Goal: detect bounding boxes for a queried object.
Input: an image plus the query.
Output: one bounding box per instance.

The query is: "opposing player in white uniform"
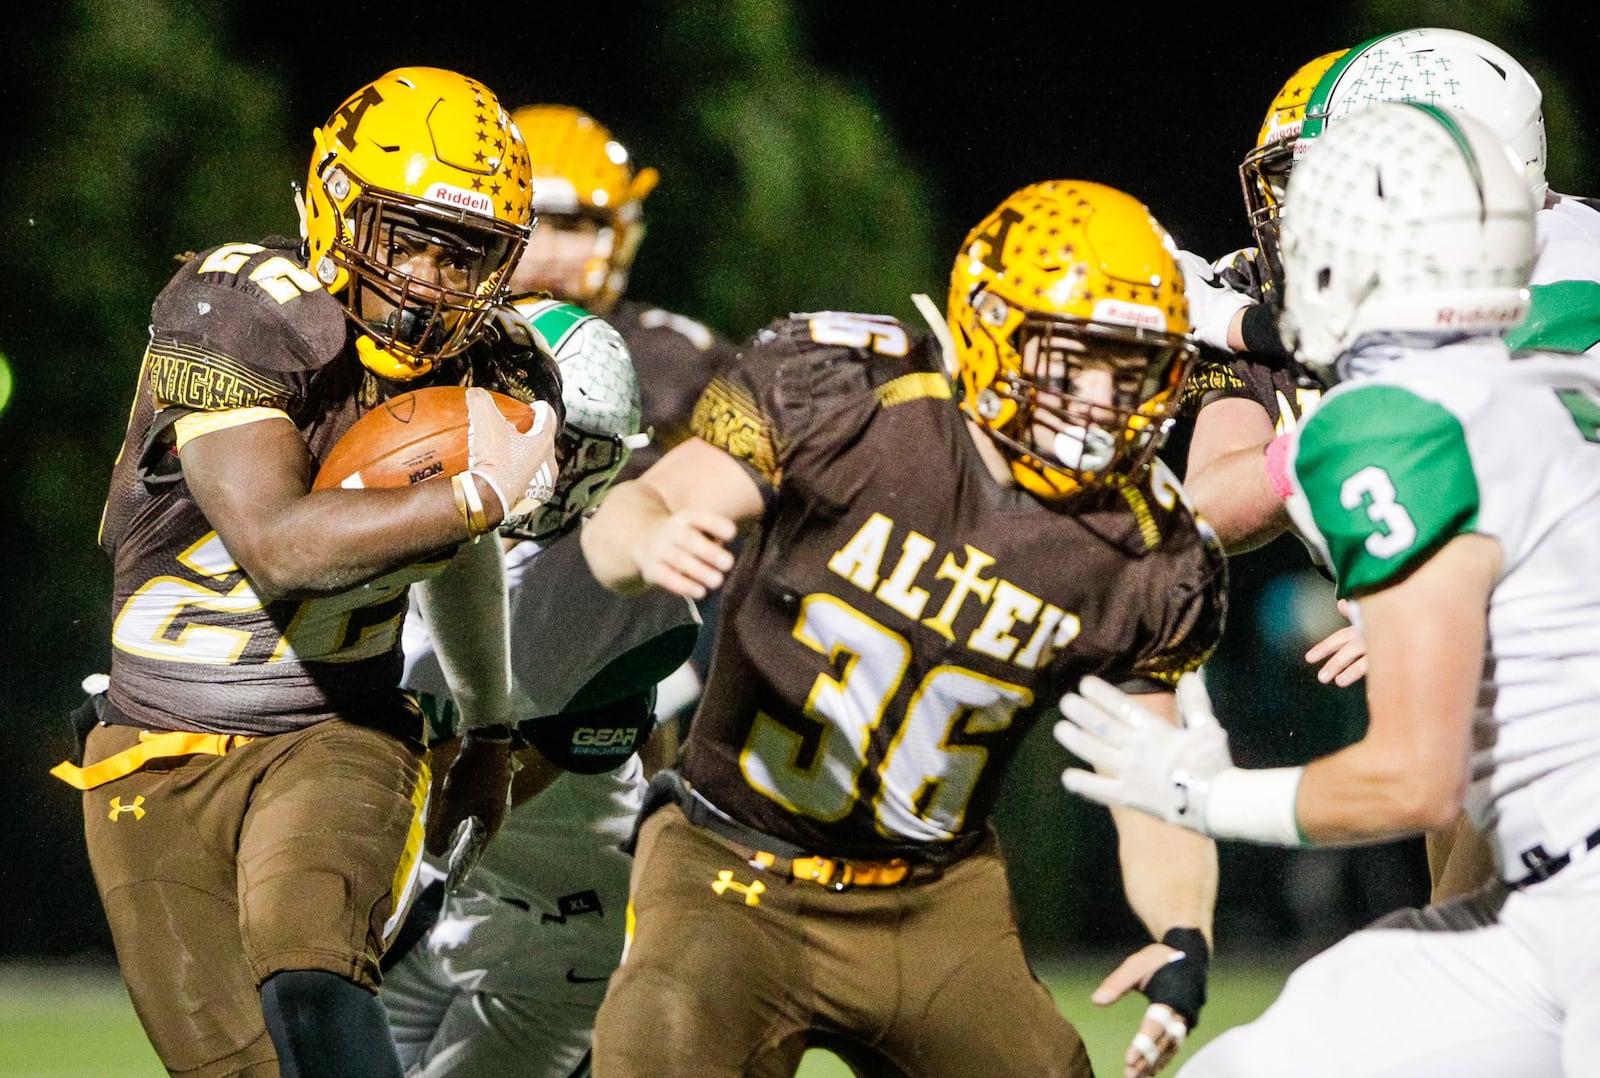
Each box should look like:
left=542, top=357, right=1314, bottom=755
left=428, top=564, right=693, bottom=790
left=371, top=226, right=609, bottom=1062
left=1056, top=102, right=1600, bottom=1076
left=1183, top=27, right=1600, bottom=559
left=380, top=301, right=699, bottom=1078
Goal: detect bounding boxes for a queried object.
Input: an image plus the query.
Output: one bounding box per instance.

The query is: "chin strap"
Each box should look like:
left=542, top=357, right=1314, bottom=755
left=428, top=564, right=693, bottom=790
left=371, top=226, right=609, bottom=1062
left=355, top=335, right=433, bottom=380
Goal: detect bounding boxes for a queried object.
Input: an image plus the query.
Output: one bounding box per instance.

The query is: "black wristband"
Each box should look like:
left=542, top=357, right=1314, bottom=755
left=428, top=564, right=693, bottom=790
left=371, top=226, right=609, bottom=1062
left=1142, top=927, right=1210, bottom=1030
left=1239, top=302, right=1291, bottom=361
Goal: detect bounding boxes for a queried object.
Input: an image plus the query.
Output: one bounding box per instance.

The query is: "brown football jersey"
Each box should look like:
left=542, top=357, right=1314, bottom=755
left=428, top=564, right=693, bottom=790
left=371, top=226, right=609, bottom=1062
left=1181, top=347, right=1321, bottom=435
left=679, top=312, right=1227, bottom=860
left=99, top=240, right=552, bottom=736
left=607, top=299, right=737, bottom=478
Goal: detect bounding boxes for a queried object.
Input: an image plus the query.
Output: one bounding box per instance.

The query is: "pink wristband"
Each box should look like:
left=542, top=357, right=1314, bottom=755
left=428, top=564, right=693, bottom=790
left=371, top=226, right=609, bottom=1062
left=1263, top=433, right=1295, bottom=501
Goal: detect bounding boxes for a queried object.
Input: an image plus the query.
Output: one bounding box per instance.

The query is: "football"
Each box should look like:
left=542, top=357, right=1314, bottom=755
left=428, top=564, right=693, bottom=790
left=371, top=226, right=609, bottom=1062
left=312, top=386, right=536, bottom=491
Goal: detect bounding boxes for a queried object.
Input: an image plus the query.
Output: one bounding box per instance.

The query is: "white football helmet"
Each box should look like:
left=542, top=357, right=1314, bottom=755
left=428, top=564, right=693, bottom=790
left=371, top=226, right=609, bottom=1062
left=1280, top=102, right=1535, bottom=383
left=508, top=297, right=648, bottom=540
left=1296, top=28, right=1547, bottom=208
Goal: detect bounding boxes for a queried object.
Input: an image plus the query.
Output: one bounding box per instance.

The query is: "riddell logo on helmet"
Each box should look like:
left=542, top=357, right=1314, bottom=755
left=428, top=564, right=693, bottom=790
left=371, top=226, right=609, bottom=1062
left=1435, top=304, right=1527, bottom=328
left=1270, top=120, right=1305, bottom=145
left=426, top=183, right=494, bottom=216
left=1092, top=299, right=1167, bottom=332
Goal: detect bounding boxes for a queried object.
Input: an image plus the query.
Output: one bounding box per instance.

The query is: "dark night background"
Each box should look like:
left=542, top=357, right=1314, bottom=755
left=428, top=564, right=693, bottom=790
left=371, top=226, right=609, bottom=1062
left=0, top=0, right=1594, bottom=967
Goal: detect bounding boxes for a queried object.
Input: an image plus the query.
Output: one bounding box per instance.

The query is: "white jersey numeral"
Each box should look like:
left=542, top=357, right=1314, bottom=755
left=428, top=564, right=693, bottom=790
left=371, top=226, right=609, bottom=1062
left=199, top=243, right=321, bottom=304
left=807, top=312, right=910, bottom=357
left=1340, top=466, right=1418, bottom=558
left=113, top=531, right=426, bottom=666
left=740, top=592, right=1032, bottom=840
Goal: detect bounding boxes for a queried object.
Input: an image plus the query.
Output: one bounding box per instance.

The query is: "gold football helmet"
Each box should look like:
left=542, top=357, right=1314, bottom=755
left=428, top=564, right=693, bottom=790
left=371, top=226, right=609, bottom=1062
left=302, top=67, right=533, bottom=380
left=1238, top=49, right=1348, bottom=304
left=947, top=181, right=1196, bottom=500
left=510, top=105, right=660, bottom=310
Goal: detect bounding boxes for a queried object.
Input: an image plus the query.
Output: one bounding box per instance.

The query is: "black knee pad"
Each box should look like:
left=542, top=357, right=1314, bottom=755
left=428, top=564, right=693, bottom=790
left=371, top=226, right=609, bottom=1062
left=259, top=969, right=402, bottom=1078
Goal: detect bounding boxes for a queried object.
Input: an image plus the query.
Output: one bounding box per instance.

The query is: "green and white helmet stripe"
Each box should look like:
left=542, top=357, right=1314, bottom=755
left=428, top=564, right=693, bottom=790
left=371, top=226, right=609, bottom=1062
left=515, top=297, right=643, bottom=439
left=1295, top=27, right=1546, bottom=205
left=510, top=296, right=646, bottom=541
left=1293, top=385, right=1480, bottom=597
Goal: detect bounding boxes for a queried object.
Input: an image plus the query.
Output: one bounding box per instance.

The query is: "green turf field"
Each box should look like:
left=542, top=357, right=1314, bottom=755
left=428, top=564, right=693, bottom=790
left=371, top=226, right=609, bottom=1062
left=0, top=956, right=1293, bottom=1076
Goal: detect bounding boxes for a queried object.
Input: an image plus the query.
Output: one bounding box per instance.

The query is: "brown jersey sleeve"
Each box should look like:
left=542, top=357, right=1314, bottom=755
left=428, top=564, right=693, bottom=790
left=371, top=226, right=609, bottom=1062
left=148, top=241, right=348, bottom=414
left=609, top=300, right=738, bottom=477
left=689, top=312, right=938, bottom=495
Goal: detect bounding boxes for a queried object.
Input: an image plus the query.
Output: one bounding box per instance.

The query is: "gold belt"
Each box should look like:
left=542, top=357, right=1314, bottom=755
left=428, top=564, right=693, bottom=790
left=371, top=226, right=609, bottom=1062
left=51, top=730, right=255, bottom=791
left=749, top=849, right=913, bottom=890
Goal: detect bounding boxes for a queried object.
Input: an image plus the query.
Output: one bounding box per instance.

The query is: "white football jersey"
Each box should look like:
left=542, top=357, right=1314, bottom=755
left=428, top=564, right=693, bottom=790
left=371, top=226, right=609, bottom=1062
left=1286, top=339, right=1600, bottom=876
left=400, top=532, right=695, bottom=915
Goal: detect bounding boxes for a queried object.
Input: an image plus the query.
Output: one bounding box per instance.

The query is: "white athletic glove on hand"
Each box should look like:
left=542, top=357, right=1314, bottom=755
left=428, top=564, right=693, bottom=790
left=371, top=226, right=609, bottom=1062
left=464, top=387, right=560, bottom=530
left=1177, top=249, right=1254, bottom=353
left=1054, top=673, right=1233, bottom=835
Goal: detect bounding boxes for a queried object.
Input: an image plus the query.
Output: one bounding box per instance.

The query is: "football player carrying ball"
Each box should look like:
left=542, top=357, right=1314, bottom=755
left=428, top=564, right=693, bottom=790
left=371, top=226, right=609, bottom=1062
left=55, top=67, right=560, bottom=1077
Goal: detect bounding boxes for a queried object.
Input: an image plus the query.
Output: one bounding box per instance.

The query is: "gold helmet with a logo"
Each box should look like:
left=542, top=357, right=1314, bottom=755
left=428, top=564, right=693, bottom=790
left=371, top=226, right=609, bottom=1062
left=947, top=181, right=1196, bottom=500
left=511, top=105, right=660, bottom=310
left=302, top=67, right=533, bottom=380
left=1238, top=49, right=1348, bottom=304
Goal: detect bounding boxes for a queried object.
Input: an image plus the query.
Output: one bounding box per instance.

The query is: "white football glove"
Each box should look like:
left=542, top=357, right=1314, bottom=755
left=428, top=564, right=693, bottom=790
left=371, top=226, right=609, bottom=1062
left=1054, top=673, right=1233, bottom=834
left=464, top=388, right=560, bottom=529
left=1177, top=249, right=1255, bottom=353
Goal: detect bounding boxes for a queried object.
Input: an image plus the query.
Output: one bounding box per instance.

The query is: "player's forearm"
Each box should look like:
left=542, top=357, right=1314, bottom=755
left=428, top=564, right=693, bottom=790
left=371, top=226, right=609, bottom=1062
left=1184, top=445, right=1291, bottom=554
left=1184, top=397, right=1286, bottom=554
left=1294, top=547, right=1489, bottom=846
left=581, top=478, right=672, bottom=594
left=1294, top=738, right=1468, bottom=845
left=259, top=485, right=482, bottom=597
left=1112, top=805, right=1217, bottom=946
left=181, top=417, right=476, bottom=599
left=415, top=536, right=514, bottom=731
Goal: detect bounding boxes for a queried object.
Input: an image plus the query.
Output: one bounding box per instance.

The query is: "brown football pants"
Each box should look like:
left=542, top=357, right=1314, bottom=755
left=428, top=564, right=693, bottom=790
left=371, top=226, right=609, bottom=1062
left=592, top=804, right=1092, bottom=1077
left=80, top=716, right=429, bottom=1077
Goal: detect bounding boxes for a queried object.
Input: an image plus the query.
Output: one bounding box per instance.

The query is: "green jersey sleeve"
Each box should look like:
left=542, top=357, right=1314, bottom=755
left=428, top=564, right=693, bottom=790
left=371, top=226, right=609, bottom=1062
left=1504, top=280, right=1600, bottom=354
left=1293, top=384, right=1480, bottom=598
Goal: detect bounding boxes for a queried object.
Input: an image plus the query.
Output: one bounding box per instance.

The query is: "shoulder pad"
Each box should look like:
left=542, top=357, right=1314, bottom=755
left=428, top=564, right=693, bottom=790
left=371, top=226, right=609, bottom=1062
left=148, top=243, right=345, bottom=412
left=153, top=243, right=345, bottom=375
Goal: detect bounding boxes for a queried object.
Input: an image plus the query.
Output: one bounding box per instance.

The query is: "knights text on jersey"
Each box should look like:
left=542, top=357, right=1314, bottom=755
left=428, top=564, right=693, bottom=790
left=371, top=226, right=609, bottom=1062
left=678, top=312, right=1227, bottom=860
left=101, top=241, right=438, bottom=735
